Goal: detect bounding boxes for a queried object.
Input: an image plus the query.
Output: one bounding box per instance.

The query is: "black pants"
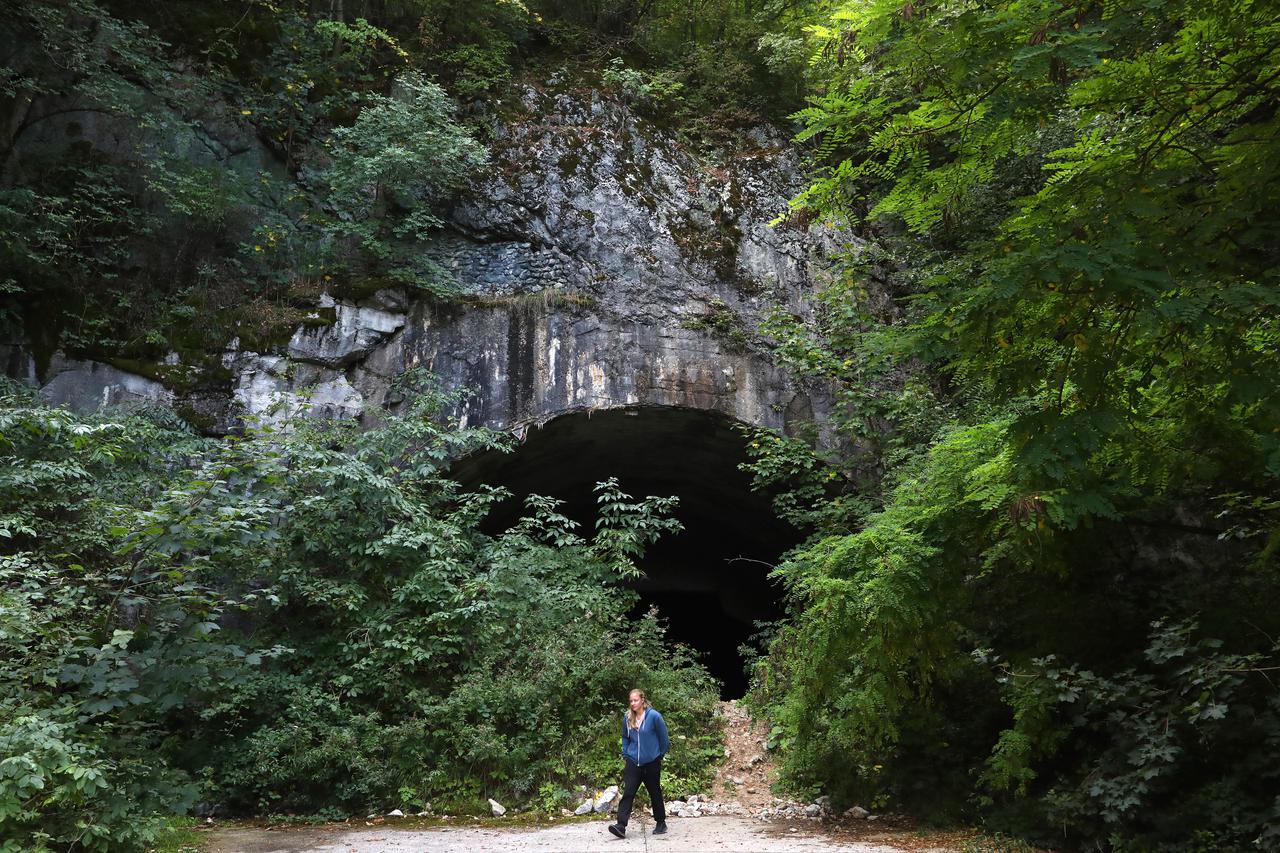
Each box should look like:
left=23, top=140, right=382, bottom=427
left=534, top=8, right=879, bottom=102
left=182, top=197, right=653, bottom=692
left=617, top=756, right=665, bottom=826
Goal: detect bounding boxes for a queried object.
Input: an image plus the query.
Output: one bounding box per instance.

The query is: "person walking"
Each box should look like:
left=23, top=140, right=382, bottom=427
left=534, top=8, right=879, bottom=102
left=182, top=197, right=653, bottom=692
left=608, top=688, right=669, bottom=838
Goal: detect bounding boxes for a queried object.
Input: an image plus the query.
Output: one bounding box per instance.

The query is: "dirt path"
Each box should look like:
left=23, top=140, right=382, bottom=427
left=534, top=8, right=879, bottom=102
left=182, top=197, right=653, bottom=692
left=709, top=700, right=778, bottom=813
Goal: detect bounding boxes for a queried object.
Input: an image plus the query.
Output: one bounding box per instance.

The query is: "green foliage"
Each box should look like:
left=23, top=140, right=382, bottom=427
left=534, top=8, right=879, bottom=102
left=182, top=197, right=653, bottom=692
left=736, top=426, right=865, bottom=531
left=749, top=420, right=1008, bottom=800
left=208, top=11, right=490, bottom=299
left=243, top=12, right=411, bottom=168
left=749, top=1, right=1280, bottom=848
left=0, top=380, right=720, bottom=846
left=1, top=0, right=491, bottom=363
left=680, top=298, right=749, bottom=353
left=0, top=388, right=265, bottom=852
left=601, top=58, right=685, bottom=110
left=0, top=0, right=205, bottom=359
left=789, top=0, right=1280, bottom=496
left=184, top=392, right=713, bottom=813
left=588, top=478, right=683, bottom=577
left=535, top=0, right=823, bottom=144
left=317, top=70, right=487, bottom=292
left=144, top=817, right=204, bottom=853
left=416, top=0, right=532, bottom=99
left=0, top=167, right=152, bottom=289
left=979, top=619, right=1280, bottom=845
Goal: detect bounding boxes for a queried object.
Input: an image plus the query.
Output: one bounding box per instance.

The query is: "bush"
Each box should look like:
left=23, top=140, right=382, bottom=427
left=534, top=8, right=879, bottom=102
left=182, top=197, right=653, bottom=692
left=0, top=392, right=256, bottom=851
left=0, top=380, right=722, bottom=847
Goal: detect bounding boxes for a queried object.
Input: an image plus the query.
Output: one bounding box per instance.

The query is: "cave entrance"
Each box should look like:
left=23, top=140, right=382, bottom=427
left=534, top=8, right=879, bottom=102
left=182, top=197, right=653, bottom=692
left=453, top=407, right=796, bottom=699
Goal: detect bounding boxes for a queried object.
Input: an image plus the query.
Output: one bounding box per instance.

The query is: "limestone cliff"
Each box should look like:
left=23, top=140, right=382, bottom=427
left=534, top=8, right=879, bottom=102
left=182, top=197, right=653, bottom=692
left=18, top=77, right=843, bottom=445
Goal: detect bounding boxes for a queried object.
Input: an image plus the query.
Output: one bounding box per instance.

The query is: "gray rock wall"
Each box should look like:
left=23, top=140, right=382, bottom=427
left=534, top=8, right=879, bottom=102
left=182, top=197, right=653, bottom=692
left=403, top=300, right=828, bottom=441
left=14, top=77, right=847, bottom=446
left=35, top=354, right=174, bottom=412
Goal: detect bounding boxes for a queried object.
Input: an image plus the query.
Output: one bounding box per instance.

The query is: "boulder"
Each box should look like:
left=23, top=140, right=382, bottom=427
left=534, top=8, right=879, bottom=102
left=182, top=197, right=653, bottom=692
left=592, top=785, right=619, bottom=813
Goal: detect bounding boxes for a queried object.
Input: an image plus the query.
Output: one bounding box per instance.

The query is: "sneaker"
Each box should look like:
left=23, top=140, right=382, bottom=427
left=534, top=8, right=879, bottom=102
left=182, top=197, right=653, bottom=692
left=652, top=822, right=668, bottom=835
left=608, top=823, right=626, bottom=839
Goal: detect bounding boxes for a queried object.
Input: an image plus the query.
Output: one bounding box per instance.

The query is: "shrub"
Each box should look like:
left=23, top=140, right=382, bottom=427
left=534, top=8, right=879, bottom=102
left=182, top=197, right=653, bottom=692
left=0, top=379, right=722, bottom=846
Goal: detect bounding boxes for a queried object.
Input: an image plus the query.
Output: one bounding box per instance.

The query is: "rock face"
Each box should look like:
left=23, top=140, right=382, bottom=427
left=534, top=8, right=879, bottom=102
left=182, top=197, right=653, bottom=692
left=396, top=79, right=842, bottom=443
left=34, top=354, right=175, bottom=413
left=287, top=292, right=408, bottom=369
left=13, top=77, right=843, bottom=444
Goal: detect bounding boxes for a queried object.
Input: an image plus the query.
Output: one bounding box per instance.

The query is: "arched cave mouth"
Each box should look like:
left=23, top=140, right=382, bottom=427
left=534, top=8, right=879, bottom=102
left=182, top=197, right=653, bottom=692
left=452, top=407, right=797, bottom=699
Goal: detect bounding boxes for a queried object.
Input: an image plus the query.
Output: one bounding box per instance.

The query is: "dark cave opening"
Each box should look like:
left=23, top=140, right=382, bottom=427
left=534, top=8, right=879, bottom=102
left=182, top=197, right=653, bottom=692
left=452, top=407, right=797, bottom=699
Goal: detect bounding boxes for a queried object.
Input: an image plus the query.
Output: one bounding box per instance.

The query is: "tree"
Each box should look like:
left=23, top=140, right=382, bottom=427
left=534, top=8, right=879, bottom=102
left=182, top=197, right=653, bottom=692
left=319, top=70, right=487, bottom=291
left=749, top=2, right=1280, bottom=848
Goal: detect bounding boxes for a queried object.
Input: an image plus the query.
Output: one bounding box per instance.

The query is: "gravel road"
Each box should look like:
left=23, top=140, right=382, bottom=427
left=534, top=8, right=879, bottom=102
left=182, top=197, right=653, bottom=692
left=203, top=816, right=959, bottom=853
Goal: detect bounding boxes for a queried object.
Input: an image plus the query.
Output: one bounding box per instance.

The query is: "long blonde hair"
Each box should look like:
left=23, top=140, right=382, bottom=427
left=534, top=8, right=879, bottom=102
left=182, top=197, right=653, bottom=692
left=625, top=688, right=651, bottom=729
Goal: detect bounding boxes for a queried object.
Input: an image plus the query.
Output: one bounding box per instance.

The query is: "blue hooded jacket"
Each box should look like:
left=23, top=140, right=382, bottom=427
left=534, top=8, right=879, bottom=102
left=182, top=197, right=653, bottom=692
left=621, top=709, right=669, bottom=766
